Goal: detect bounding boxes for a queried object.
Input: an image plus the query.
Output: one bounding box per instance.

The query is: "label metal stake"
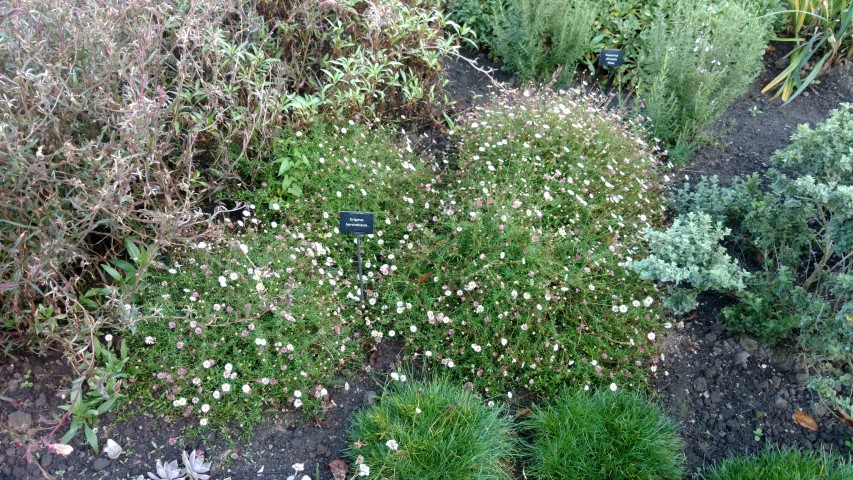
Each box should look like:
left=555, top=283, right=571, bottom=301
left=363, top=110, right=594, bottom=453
left=339, top=211, right=375, bottom=305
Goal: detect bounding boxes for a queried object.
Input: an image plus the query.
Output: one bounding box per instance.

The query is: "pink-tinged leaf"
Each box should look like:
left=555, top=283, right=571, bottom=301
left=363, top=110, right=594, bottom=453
left=46, top=443, right=74, bottom=456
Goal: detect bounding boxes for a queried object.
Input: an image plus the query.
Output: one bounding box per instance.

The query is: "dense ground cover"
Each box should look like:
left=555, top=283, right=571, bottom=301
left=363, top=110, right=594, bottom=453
left=2, top=1, right=853, bottom=479
left=130, top=88, right=668, bottom=437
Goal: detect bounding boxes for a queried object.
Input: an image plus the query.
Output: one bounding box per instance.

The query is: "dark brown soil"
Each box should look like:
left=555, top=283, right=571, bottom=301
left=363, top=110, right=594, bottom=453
left=0, top=342, right=407, bottom=480
left=652, top=295, right=853, bottom=478
left=684, top=45, right=853, bottom=186
left=2, top=48, right=852, bottom=480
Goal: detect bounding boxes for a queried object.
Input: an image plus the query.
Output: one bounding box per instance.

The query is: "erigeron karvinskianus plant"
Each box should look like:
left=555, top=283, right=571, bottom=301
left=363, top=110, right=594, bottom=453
left=183, top=450, right=212, bottom=480
left=628, top=212, right=750, bottom=314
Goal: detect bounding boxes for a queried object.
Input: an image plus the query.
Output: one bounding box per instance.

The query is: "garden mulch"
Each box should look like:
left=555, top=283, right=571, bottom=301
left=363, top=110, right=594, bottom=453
left=2, top=48, right=852, bottom=480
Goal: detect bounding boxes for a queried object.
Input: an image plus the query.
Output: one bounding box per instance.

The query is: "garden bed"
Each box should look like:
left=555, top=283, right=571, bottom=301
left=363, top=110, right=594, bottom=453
left=2, top=48, right=852, bottom=480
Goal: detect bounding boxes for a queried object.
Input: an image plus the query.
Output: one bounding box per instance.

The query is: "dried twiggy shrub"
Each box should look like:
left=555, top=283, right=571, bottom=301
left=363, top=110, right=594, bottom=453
left=0, top=0, right=281, bottom=358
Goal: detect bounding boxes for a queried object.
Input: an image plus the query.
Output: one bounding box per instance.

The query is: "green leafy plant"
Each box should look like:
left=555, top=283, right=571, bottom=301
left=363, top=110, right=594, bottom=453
left=447, top=0, right=499, bottom=49
left=763, top=0, right=853, bottom=102
left=697, top=447, right=853, bottom=480
left=629, top=212, right=750, bottom=315
left=491, top=0, right=598, bottom=83
left=636, top=0, right=770, bottom=162
left=347, top=379, right=516, bottom=480
left=271, top=132, right=311, bottom=198
left=773, top=102, right=853, bottom=184
left=719, top=269, right=812, bottom=343
left=60, top=337, right=129, bottom=453
left=524, top=388, right=684, bottom=480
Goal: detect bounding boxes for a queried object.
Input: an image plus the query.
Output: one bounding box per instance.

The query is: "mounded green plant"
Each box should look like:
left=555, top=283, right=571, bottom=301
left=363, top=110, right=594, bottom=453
left=629, top=212, right=750, bottom=314
left=697, top=447, right=853, bottom=480
left=773, top=102, right=853, bottom=184
left=378, top=88, right=668, bottom=398
left=524, top=388, right=684, bottom=480
left=130, top=123, right=435, bottom=431
left=347, top=379, right=515, bottom=480
left=491, top=0, right=598, bottom=83
left=636, top=0, right=770, bottom=162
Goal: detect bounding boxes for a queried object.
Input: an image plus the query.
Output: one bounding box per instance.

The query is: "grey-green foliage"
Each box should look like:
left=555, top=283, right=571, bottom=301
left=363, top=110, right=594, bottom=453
left=636, top=0, right=769, bottom=163
left=629, top=212, right=749, bottom=314
left=773, top=103, right=853, bottom=185
left=669, top=105, right=853, bottom=429
left=491, top=0, right=598, bottom=83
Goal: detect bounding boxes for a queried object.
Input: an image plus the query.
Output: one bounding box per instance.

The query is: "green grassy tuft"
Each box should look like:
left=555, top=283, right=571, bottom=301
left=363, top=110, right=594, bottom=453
left=697, top=447, right=853, bottom=480
left=525, top=388, right=684, bottom=480
left=347, top=378, right=516, bottom=479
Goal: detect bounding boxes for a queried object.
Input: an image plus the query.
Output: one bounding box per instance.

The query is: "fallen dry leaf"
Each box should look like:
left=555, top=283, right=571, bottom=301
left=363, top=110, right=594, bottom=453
left=409, top=272, right=433, bottom=284
left=792, top=410, right=819, bottom=432
left=834, top=408, right=853, bottom=428
left=45, top=443, right=73, bottom=456
left=329, top=459, right=348, bottom=480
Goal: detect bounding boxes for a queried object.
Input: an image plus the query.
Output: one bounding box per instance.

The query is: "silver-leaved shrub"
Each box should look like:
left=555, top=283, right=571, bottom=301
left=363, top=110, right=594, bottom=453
left=668, top=104, right=853, bottom=429
left=628, top=212, right=749, bottom=314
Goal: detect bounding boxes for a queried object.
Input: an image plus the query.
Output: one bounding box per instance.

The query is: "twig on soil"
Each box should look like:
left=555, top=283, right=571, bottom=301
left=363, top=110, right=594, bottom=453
left=30, top=457, right=54, bottom=480
left=446, top=51, right=506, bottom=91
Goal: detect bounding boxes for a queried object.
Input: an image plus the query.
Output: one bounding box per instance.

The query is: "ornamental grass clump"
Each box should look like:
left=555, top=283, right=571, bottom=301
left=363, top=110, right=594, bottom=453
left=524, top=389, right=684, bottom=480
left=347, top=379, right=516, bottom=480
left=697, top=447, right=853, bottom=480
